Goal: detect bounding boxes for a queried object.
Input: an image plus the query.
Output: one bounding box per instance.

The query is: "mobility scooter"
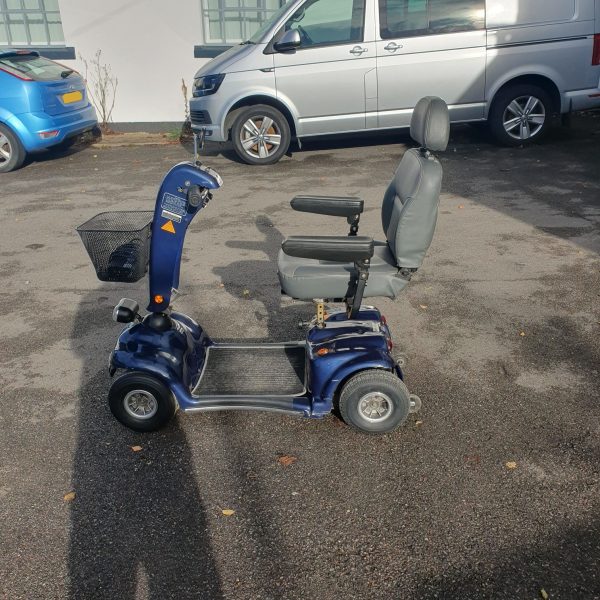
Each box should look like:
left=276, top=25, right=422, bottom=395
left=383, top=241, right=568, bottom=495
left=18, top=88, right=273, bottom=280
left=77, top=96, right=449, bottom=434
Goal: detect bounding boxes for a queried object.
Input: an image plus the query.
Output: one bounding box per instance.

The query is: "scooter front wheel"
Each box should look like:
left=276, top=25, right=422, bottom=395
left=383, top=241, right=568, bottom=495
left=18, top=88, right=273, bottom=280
left=109, top=372, right=177, bottom=432
left=339, top=370, right=411, bottom=435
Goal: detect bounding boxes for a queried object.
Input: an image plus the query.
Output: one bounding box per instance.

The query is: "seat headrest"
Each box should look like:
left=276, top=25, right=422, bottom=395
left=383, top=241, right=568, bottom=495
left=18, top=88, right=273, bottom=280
left=410, top=96, right=450, bottom=152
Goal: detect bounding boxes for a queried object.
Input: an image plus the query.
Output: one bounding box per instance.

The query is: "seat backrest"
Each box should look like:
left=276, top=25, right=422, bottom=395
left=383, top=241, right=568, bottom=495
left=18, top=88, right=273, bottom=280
left=381, top=96, right=449, bottom=269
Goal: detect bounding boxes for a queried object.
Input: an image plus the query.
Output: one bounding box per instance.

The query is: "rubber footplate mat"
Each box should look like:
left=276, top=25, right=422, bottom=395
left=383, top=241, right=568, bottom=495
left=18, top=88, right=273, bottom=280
left=194, top=346, right=305, bottom=396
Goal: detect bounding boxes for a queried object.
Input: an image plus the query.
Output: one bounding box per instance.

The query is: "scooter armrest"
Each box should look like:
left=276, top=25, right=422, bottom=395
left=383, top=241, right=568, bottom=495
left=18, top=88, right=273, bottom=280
left=291, top=196, right=364, bottom=218
left=282, top=236, right=374, bottom=263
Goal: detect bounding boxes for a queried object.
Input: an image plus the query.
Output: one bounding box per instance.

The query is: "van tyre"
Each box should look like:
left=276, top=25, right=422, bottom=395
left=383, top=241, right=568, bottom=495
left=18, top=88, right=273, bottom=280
left=109, top=372, right=177, bottom=432
left=231, top=104, right=291, bottom=165
left=488, top=84, right=553, bottom=146
left=339, top=370, right=411, bottom=435
left=0, top=124, right=26, bottom=173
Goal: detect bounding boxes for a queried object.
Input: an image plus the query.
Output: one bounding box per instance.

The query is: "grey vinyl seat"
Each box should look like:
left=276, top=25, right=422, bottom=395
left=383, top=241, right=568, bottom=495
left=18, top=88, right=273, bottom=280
left=277, top=96, right=450, bottom=303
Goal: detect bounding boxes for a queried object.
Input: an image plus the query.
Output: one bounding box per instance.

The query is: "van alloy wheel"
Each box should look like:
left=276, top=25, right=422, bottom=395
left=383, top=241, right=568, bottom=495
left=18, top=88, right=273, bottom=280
left=502, top=95, right=546, bottom=141
left=0, top=132, right=12, bottom=166
left=231, top=104, right=291, bottom=165
left=488, top=84, right=553, bottom=147
left=240, top=116, right=282, bottom=160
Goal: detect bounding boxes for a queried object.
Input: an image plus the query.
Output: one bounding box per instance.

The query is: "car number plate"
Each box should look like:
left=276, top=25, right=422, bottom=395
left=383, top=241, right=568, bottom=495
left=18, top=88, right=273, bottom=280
left=62, top=90, right=83, bottom=104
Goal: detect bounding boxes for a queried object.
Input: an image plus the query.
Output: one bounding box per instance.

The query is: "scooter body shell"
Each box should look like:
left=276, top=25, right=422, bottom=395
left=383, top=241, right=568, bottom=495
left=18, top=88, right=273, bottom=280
left=110, top=308, right=402, bottom=417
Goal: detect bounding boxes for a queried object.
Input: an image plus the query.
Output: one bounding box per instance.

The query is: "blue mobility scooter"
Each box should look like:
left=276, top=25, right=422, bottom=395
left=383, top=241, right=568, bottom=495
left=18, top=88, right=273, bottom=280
left=77, top=97, right=449, bottom=435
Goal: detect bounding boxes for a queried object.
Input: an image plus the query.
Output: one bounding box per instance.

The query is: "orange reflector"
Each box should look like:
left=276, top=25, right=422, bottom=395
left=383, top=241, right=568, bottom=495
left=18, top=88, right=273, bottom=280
left=154, top=295, right=164, bottom=304
left=316, top=348, right=330, bottom=356
left=161, top=220, right=176, bottom=234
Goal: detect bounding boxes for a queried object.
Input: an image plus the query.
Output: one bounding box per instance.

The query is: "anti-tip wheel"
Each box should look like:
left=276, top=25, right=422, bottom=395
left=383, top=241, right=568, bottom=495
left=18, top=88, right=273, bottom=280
left=108, top=372, right=177, bottom=432
left=339, top=370, right=411, bottom=435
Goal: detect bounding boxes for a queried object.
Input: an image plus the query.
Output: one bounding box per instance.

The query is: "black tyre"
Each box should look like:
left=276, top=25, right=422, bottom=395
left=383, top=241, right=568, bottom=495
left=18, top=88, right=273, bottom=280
left=488, top=84, right=553, bottom=146
left=231, top=104, right=291, bottom=165
left=0, top=123, right=26, bottom=173
left=339, top=370, right=411, bottom=435
left=108, top=372, right=177, bottom=432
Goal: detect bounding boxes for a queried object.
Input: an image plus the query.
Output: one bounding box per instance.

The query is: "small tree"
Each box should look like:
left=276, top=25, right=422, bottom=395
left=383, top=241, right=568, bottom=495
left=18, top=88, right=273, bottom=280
left=79, top=50, right=118, bottom=133
left=180, top=77, right=193, bottom=142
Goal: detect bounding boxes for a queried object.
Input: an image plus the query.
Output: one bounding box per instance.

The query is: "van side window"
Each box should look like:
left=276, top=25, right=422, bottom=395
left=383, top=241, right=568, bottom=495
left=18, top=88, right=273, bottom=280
left=379, top=0, right=485, bottom=39
left=284, top=0, right=366, bottom=48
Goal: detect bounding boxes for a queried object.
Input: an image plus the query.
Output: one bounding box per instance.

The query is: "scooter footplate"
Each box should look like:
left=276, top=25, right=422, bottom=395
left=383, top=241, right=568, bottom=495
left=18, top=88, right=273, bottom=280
left=193, top=345, right=305, bottom=397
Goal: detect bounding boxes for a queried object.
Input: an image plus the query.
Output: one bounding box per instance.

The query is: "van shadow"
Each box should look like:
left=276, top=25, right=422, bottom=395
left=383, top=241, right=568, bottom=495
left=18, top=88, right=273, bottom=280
left=185, top=128, right=423, bottom=165
left=67, top=289, right=222, bottom=599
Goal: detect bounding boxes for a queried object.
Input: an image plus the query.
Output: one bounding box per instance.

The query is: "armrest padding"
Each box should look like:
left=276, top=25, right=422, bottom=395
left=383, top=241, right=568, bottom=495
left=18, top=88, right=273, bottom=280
left=291, top=196, right=364, bottom=218
left=282, top=235, right=374, bottom=263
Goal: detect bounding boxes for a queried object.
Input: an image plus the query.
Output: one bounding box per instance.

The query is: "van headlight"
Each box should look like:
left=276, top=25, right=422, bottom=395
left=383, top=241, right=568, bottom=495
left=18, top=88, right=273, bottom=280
left=192, top=73, right=225, bottom=97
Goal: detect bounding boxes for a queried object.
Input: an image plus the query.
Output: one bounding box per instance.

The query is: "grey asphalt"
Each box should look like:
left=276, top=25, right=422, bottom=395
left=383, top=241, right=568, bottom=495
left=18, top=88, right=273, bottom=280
left=0, top=116, right=599, bottom=600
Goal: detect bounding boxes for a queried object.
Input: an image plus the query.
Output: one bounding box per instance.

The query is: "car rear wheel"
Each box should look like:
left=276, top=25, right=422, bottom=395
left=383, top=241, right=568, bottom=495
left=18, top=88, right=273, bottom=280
left=231, top=105, right=291, bottom=165
left=0, top=124, right=26, bottom=173
left=488, top=84, right=553, bottom=146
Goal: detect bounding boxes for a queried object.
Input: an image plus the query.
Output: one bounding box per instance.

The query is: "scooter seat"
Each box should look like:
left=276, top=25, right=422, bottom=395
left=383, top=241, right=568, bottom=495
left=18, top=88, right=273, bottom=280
left=278, top=96, right=449, bottom=310
left=277, top=241, right=408, bottom=301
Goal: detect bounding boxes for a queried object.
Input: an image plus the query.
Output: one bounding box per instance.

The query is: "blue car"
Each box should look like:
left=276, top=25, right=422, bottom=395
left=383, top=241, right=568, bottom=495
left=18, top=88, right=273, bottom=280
left=0, top=50, right=98, bottom=173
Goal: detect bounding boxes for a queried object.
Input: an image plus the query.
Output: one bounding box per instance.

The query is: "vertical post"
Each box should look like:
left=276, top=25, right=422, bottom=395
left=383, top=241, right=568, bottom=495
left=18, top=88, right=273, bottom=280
left=315, top=299, right=326, bottom=328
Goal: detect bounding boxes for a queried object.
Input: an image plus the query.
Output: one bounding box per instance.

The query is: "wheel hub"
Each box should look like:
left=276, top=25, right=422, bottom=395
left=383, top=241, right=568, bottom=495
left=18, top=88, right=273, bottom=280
left=240, top=116, right=282, bottom=160
left=502, top=95, right=545, bottom=141
left=123, top=389, right=158, bottom=420
left=0, top=133, right=12, bottom=165
left=358, top=392, right=393, bottom=422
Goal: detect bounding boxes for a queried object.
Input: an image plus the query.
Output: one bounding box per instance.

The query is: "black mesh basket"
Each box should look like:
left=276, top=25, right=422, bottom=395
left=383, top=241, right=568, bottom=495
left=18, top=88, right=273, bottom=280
left=76, top=211, right=154, bottom=283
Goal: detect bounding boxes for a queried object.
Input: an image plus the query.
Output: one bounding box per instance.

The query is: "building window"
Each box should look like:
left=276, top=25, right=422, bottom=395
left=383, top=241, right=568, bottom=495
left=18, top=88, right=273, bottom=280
left=0, top=0, right=65, bottom=47
left=201, top=0, right=287, bottom=45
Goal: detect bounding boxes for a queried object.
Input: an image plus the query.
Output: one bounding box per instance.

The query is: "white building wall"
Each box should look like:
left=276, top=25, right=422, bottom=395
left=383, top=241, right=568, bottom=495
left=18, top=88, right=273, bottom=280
left=58, top=0, right=210, bottom=123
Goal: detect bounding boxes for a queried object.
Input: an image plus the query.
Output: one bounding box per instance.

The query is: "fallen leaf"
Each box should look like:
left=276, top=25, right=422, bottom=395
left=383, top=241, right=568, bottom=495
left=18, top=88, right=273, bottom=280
left=519, top=331, right=526, bottom=337
left=415, top=420, right=423, bottom=427
left=278, top=455, right=297, bottom=467
left=242, top=289, right=250, bottom=297
left=221, top=509, right=235, bottom=516
left=419, top=304, right=428, bottom=310
left=130, top=445, right=143, bottom=452
left=458, top=204, right=464, bottom=209
left=506, top=461, right=518, bottom=470
left=540, top=589, right=549, bottom=600
left=63, top=491, right=76, bottom=502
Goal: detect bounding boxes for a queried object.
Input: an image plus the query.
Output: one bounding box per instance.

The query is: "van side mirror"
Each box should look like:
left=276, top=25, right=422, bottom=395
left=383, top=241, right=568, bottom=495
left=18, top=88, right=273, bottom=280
left=274, top=29, right=301, bottom=53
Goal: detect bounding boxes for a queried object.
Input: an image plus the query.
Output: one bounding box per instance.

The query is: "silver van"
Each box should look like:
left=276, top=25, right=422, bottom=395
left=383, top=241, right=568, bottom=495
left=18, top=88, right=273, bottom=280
left=190, top=0, right=600, bottom=165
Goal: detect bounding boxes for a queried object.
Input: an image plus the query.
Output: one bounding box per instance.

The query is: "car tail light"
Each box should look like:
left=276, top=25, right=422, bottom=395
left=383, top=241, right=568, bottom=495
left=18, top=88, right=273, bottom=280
left=39, top=130, right=59, bottom=139
left=593, top=34, right=600, bottom=66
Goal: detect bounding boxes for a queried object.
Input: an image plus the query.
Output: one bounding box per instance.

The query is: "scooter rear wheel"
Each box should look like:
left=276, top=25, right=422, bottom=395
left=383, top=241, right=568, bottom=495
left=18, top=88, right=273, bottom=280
left=109, top=372, right=177, bottom=432
left=339, top=370, right=411, bottom=435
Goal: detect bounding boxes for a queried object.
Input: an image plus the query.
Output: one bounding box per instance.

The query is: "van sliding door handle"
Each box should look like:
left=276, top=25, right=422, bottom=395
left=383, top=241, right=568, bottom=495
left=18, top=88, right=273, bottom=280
left=350, top=46, right=368, bottom=56
left=384, top=42, right=403, bottom=52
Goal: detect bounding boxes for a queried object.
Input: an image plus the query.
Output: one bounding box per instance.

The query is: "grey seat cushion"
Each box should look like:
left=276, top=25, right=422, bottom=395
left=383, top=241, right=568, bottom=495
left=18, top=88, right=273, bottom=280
left=277, top=241, right=408, bottom=300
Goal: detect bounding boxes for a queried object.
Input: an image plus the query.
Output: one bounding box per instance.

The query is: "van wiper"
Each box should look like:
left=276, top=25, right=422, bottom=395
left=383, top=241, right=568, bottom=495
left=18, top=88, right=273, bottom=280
left=240, top=40, right=255, bottom=45
left=61, top=69, right=74, bottom=78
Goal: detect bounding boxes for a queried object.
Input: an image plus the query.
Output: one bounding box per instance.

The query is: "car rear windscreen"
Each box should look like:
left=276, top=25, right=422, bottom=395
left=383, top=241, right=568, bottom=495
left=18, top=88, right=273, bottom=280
left=0, top=54, right=72, bottom=81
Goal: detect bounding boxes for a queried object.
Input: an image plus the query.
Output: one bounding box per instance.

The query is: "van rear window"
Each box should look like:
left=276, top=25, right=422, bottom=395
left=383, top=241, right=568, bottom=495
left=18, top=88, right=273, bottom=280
left=379, top=0, right=485, bottom=39
left=0, top=54, right=71, bottom=81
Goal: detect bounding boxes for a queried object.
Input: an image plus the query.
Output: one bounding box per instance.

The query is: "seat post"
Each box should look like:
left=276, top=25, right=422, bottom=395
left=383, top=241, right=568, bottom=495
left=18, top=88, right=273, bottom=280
left=346, top=258, right=370, bottom=319
left=314, top=298, right=326, bottom=328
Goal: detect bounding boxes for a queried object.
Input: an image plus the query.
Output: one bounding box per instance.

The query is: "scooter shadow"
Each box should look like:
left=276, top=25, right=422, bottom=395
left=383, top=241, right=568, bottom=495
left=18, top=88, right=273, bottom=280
left=67, top=289, right=223, bottom=599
